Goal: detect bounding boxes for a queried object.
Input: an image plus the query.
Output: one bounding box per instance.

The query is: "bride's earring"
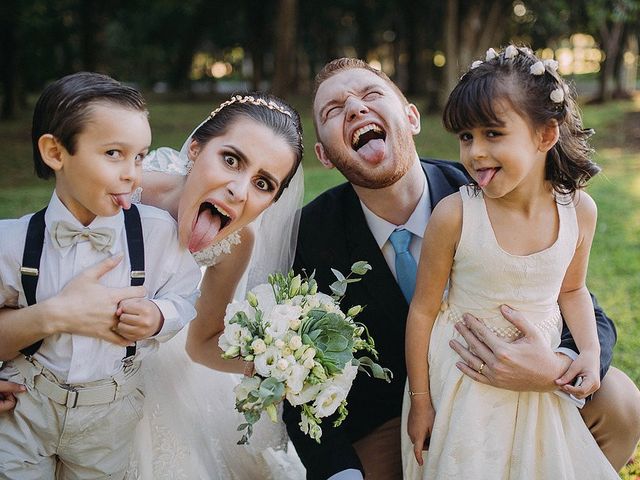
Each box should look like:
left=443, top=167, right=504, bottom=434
left=185, top=158, right=194, bottom=175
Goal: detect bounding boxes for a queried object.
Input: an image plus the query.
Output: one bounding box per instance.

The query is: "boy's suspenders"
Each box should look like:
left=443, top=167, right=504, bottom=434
left=19, top=205, right=145, bottom=360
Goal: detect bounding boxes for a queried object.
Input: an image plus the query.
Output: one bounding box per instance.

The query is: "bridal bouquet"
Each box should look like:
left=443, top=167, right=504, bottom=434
left=219, top=262, right=392, bottom=444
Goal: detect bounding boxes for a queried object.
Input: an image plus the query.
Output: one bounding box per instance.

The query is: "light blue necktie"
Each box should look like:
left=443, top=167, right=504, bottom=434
left=389, top=229, right=417, bottom=303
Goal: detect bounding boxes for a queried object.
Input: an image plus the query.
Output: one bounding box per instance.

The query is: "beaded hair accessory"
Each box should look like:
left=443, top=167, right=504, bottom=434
left=470, top=46, right=566, bottom=105
left=210, top=94, right=294, bottom=119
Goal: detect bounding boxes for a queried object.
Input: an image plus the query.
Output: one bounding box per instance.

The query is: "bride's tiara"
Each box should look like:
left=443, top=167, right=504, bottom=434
left=210, top=94, right=294, bottom=119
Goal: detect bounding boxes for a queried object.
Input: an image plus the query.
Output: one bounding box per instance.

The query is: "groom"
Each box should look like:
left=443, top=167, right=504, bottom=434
left=285, top=57, right=640, bottom=479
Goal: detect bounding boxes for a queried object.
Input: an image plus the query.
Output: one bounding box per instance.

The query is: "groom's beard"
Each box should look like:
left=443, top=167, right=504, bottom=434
left=320, top=127, right=415, bottom=189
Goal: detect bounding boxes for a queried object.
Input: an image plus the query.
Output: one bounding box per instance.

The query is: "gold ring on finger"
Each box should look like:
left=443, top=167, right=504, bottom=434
left=477, top=362, right=485, bottom=374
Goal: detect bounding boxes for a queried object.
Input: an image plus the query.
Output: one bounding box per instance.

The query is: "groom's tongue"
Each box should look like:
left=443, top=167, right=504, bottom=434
left=189, top=207, right=221, bottom=253
left=356, top=138, right=386, bottom=165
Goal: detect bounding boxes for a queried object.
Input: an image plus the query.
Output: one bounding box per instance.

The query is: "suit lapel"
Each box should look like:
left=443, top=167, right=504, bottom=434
left=423, top=161, right=459, bottom=208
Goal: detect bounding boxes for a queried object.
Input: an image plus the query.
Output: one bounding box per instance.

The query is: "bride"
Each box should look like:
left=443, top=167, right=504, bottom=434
left=126, top=93, right=306, bottom=479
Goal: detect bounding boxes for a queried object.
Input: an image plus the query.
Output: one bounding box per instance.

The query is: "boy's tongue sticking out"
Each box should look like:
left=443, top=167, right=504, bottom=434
left=112, top=193, right=132, bottom=210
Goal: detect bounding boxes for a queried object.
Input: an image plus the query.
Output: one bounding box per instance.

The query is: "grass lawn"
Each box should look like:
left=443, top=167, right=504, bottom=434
left=1, top=92, right=638, bottom=477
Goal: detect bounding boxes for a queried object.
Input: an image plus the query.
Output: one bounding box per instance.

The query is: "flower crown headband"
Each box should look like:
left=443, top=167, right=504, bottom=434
left=210, top=94, right=294, bottom=119
left=470, top=45, right=566, bottom=105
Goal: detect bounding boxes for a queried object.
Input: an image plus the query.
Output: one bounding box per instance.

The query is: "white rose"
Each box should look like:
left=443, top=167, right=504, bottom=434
left=251, top=283, right=277, bottom=311
left=504, top=45, right=518, bottom=59
left=289, top=318, right=301, bottom=330
left=223, top=300, right=253, bottom=326
left=285, top=364, right=309, bottom=394
left=276, top=358, right=289, bottom=371
left=218, top=322, right=252, bottom=351
left=286, top=382, right=322, bottom=406
left=265, top=304, right=302, bottom=339
left=530, top=61, right=545, bottom=75
left=275, top=339, right=286, bottom=349
left=253, top=346, right=281, bottom=377
left=251, top=338, right=267, bottom=355
left=470, top=60, right=483, bottom=70
left=485, top=48, right=497, bottom=61
left=289, top=335, right=303, bottom=350
left=332, top=363, right=358, bottom=391
left=312, top=383, right=349, bottom=418
left=234, top=376, right=261, bottom=401
left=303, top=357, right=316, bottom=370
left=543, top=59, right=559, bottom=72
left=550, top=87, right=565, bottom=103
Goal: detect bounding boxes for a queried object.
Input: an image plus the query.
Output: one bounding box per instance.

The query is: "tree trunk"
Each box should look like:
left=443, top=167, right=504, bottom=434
left=441, top=0, right=459, bottom=107
left=246, top=0, right=268, bottom=91
left=79, top=0, right=103, bottom=72
left=404, top=0, right=428, bottom=96
left=597, top=19, right=625, bottom=102
left=614, top=29, right=637, bottom=97
left=272, top=0, right=298, bottom=98
left=168, top=0, right=222, bottom=92
left=0, top=0, right=20, bottom=120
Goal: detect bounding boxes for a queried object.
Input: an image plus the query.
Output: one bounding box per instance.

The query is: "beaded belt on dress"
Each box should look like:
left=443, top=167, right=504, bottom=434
left=441, top=302, right=562, bottom=341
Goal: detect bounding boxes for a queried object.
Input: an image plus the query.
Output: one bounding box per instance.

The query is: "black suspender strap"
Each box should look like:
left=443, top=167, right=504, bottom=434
left=19, top=206, right=145, bottom=360
left=19, top=208, right=47, bottom=356
left=123, top=205, right=145, bottom=359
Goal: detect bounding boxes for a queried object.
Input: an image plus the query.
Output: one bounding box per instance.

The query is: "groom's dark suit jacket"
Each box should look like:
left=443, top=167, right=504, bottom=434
left=285, top=158, right=616, bottom=480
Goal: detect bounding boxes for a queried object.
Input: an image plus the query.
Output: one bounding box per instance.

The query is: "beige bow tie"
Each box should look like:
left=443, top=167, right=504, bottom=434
left=51, top=221, right=115, bottom=252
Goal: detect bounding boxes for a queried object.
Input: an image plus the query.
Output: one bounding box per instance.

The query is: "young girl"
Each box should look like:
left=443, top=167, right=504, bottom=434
left=402, top=46, right=619, bottom=479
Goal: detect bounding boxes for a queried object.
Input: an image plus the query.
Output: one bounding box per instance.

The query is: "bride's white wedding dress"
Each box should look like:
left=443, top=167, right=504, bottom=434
left=125, top=149, right=305, bottom=479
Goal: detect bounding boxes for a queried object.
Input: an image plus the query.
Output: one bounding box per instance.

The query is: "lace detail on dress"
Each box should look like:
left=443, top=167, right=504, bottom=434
left=192, top=231, right=242, bottom=267
left=131, top=187, right=143, bottom=205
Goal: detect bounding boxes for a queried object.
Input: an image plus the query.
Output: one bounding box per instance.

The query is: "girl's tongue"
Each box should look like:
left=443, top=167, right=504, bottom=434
left=189, top=208, right=221, bottom=253
left=476, top=168, right=498, bottom=188
left=356, top=138, right=386, bottom=165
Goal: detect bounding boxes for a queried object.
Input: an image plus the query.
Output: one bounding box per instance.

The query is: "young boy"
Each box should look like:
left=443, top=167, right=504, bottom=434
left=0, top=72, right=201, bottom=479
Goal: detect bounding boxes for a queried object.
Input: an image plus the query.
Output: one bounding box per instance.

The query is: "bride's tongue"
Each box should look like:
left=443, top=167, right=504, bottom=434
left=476, top=168, right=498, bottom=188
left=356, top=138, right=386, bottom=165
left=189, top=207, right=222, bottom=253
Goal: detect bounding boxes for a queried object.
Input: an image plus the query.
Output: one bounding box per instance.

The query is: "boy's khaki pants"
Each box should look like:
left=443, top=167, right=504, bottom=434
left=0, top=357, right=143, bottom=480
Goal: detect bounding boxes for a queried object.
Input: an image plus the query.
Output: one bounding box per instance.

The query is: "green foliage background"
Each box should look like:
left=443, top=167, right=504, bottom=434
left=0, top=93, right=638, bottom=476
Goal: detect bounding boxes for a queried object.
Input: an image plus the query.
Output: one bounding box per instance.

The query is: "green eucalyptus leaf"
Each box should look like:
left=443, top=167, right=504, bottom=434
left=351, top=261, right=372, bottom=275
left=331, top=268, right=346, bottom=282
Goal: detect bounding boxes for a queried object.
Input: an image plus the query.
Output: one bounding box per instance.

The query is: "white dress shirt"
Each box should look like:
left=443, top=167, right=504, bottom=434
left=360, top=175, right=431, bottom=280
left=0, top=192, right=201, bottom=383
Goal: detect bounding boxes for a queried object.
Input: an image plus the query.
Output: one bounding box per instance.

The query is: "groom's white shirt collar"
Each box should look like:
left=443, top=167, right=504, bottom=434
left=360, top=174, right=430, bottom=278
left=360, top=174, right=431, bottom=248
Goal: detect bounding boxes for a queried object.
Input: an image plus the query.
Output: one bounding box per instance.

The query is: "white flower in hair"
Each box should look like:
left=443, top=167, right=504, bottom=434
left=550, top=87, right=565, bottom=103
left=485, top=48, right=498, bottom=61
left=471, top=60, right=483, bottom=69
left=543, top=59, right=559, bottom=72
left=530, top=61, right=545, bottom=75
left=504, top=45, right=519, bottom=59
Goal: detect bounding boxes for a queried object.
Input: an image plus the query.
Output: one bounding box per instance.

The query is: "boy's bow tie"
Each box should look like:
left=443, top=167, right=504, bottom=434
left=51, top=221, right=115, bottom=252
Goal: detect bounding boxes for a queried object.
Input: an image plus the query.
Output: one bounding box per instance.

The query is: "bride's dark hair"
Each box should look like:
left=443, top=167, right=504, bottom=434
left=443, top=46, right=599, bottom=197
left=191, top=92, right=303, bottom=201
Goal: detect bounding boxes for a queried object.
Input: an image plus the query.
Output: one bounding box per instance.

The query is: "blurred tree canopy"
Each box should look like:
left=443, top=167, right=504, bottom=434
left=1, top=0, right=638, bottom=119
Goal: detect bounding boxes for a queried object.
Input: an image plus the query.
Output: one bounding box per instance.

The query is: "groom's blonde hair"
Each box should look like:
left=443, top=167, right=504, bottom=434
left=313, top=58, right=409, bottom=106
